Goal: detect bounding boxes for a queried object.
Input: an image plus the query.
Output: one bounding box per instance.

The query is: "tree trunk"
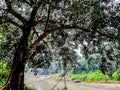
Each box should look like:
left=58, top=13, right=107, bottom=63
left=2, top=59, right=25, bottom=90
left=1, top=28, right=30, bottom=90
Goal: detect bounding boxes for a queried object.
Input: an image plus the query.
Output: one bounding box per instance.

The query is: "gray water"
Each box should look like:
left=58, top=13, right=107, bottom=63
left=25, top=74, right=95, bottom=90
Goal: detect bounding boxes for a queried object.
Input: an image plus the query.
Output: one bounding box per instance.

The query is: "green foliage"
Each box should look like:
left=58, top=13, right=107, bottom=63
left=0, top=78, right=6, bottom=87
left=0, top=0, right=120, bottom=89
left=70, top=72, right=87, bottom=81
left=86, top=71, right=106, bottom=82
left=70, top=74, right=79, bottom=80
left=0, top=60, right=10, bottom=87
left=112, top=71, right=120, bottom=80
left=0, top=61, right=10, bottom=75
left=24, top=84, right=36, bottom=90
left=70, top=71, right=107, bottom=82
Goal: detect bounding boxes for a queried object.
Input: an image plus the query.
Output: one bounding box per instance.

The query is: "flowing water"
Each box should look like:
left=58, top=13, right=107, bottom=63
left=25, top=74, right=95, bottom=90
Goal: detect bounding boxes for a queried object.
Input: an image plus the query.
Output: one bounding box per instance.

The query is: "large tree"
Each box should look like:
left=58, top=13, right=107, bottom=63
left=0, top=0, right=119, bottom=90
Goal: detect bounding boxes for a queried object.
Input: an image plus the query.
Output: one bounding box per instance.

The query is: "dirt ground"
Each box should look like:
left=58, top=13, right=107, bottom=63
left=67, top=81, right=120, bottom=90
left=46, top=76, right=120, bottom=90
left=25, top=74, right=120, bottom=90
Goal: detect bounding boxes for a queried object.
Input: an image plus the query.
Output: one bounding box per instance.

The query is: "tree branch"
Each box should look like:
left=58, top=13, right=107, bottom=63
left=44, top=4, right=51, bottom=31
left=95, top=29, right=119, bottom=40
left=28, top=25, right=88, bottom=58
left=28, top=32, right=49, bottom=57
left=5, top=0, right=12, bottom=10
left=7, top=20, right=23, bottom=29
left=28, top=24, right=119, bottom=57
left=35, top=18, right=57, bottom=25
left=45, top=25, right=88, bottom=33
left=30, top=0, right=42, bottom=22
left=32, top=27, right=39, bottom=37
left=0, top=16, right=22, bottom=29
left=5, top=0, right=27, bottom=24
left=42, top=40, right=52, bottom=58
left=10, top=10, right=27, bottom=24
left=45, top=25, right=119, bottom=40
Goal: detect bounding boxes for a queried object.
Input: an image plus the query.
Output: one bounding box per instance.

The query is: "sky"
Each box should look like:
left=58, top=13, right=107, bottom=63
left=115, top=0, right=120, bottom=3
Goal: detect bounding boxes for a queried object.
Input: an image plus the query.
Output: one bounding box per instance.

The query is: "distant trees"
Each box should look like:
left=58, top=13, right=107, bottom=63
left=0, top=0, right=120, bottom=90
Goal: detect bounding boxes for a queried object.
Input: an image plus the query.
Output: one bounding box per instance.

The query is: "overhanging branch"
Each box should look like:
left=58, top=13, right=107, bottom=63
left=46, top=25, right=119, bottom=40
left=5, top=0, right=27, bottom=24
left=0, top=16, right=23, bottom=29
left=44, top=4, right=51, bottom=31
left=5, top=0, right=12, bottom=10
left=30, top=0, right=42, bottom=22
left=7, top=20, right=23, bottom=29
left=9, top=10, right=27, bottom=24
left=95, top=29, right=119, bottom=40
left=35, top=18, right=57, bottom=25
left=28, top=24, right=119, bottom=58
left=28, top=32, right=49, bottom=57
left=45, top=25, right=89, bottom=33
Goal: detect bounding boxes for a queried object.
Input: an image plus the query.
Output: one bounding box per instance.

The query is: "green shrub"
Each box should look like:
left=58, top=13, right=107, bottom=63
left=78, top=74, right=87, bottom=81
left=0, top=78, right=6, bottom=87
left=70, top=73, right=87, bottom=81
left=70, top=75, right=79, bottom=80
left=0, top=60, right=10, bottom=87
left=70, top=71, right=107, bottom=82
left=112, top=71, right=120, bottom=80
left=86, top=71, right=106, bottom=82
left=24, top=84, right=36, bottom=90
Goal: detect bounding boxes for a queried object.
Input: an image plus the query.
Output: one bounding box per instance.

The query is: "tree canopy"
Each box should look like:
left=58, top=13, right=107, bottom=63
left=0, top=0, right=120, bottom=90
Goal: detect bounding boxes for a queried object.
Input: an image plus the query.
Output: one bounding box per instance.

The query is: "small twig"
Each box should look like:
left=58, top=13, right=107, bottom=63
left=44, top=4, right=51, bottom=31
left=32, top=27, right=39, bottom=37
left=42, top=40, right=52, bottom=58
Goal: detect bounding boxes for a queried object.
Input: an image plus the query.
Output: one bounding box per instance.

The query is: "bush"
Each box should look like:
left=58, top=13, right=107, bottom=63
left=0, top=60, right=10, bottom=87
left=70, top=73, right=87, bottom=81
left=24, top=84, right=36, bottom=90
left=70, top=71, right=107, bottom=82
left=112, top=71, right=120, bottom=80
left=70, top=75, right=79, bottom=80
left=86, top=71, right=106, bottom=82
left=0, top=78, right=6, bottom=87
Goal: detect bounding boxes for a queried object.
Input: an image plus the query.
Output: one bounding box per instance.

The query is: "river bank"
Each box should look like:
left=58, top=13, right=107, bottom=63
left=44, top=75, right=120, bottom=90
left=25, top=74, right=120, bottom=90
left=47, top=78, right=120, bottom=90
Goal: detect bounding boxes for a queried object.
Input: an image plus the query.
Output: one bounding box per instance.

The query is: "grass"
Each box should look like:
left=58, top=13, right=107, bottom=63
left=69, top=70, right=120, bottom=83
left=0, top=78, right=6, bottom=87
left=24, top=84, right=36, bottom=90
left=86, top=71, right=107, bottom=82
left=0, top=61, right=10, bottom=87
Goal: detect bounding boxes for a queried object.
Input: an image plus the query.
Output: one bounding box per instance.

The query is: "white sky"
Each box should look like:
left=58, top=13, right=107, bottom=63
left=115, top=0, right=120, bottom=3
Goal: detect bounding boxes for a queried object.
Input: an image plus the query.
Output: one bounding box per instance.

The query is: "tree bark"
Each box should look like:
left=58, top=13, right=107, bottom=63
left=1, top=28, right=30, bottom=90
